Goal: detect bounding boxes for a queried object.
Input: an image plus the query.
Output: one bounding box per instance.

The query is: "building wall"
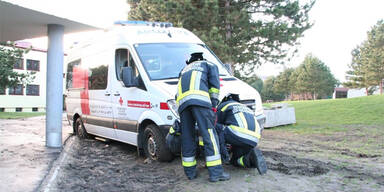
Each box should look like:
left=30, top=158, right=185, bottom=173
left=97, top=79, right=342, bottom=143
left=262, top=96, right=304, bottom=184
left=0, top=46, right=47, bottom=112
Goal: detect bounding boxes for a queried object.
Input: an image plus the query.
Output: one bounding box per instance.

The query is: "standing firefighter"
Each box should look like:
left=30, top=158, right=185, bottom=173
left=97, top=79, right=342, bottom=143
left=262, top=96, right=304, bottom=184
left=176, top=52, right=230, bottom=182
left=216, top=93, right=267, bottom=174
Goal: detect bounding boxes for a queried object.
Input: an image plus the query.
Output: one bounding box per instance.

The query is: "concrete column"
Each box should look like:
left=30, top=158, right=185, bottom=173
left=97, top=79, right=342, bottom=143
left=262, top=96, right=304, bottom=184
left=46, top=24, right=64, bottom=148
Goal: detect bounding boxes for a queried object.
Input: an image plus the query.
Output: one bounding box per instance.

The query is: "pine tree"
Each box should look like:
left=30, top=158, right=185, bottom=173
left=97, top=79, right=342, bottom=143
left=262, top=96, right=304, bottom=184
left=344, top=20, right=384, bottom=95
left=127, top=0, right=314, bottom=75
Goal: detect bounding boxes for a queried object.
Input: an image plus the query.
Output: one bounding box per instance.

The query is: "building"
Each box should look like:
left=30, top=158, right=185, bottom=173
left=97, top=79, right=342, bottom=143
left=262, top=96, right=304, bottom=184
left=333, top=87, right=349, bottom=99
left=0, top=42, right=53, bottom=112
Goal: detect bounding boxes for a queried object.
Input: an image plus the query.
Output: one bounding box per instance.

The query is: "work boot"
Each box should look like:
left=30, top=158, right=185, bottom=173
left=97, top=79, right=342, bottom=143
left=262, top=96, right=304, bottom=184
left=209, top=172, right=230, bottom=182
left=251, top=147, right=267, bottom=175
left=187, top=172, right=197, bottom=180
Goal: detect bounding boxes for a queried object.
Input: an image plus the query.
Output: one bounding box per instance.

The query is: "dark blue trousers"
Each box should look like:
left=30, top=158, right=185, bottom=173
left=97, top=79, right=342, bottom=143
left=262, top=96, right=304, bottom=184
left=180, top=106, right=223, bottom=179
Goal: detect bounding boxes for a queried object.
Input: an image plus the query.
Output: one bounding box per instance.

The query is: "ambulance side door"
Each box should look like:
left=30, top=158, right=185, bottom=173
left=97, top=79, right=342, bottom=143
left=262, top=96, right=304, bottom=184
left=111, top=48, right=151, bottom=145
left=82, top=51, right=116, bottom=139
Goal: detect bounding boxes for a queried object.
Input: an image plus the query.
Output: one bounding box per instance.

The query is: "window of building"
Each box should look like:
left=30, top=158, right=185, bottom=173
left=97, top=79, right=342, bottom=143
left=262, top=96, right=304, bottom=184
left=0, top=108, right=4, bottom=112
left=0, top=87, right=5, bottom=95
left=26, top=59, right=40, bottom=71
left=8, top=84, right=23, bottom=95
left=26, top=84, right=39, bottom=96
left=32, top=107, right=38, bottom=112
left=14, top=58, right=24, bottom=69
left=16, top=108, right=22, bottom=112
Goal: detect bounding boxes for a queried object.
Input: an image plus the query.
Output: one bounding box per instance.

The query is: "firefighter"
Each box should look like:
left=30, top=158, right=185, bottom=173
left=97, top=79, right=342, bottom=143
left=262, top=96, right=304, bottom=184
left=216, top=93, right=267, bottom=175
left=176, top=52, right=230, bottom=182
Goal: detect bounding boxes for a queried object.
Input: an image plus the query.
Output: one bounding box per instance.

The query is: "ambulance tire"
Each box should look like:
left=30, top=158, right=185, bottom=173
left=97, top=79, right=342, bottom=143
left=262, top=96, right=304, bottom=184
left=143, top=124, right=174, bottom=162
left=75, top=118, right=92, bottom=139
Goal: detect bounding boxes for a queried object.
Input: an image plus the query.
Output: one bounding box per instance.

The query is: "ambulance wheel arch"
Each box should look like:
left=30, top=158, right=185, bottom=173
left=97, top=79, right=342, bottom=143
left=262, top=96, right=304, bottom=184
left=74, top=116, right=92, bottom=139
left=138, top=120, right=174, bottom=162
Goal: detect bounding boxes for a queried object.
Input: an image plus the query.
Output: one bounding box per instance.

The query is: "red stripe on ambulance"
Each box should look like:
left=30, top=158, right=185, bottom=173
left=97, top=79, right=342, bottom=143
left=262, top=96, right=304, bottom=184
left=73, top=66, right=90, bottom=115
left=127, top=100, right=151, bottom=108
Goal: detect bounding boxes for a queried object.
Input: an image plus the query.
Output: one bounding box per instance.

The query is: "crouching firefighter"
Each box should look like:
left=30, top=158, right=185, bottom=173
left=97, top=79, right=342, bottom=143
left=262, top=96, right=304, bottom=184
left=176, top=52, right=230, bottom=182
left=216, top=93, right=267, bottom=175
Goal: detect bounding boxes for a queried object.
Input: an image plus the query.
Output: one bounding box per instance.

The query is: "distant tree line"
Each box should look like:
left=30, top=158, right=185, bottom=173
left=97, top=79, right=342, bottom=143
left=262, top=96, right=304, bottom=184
left=244, top=54, right=338, bottom=102
left=344, top=20, right=384, bottom=95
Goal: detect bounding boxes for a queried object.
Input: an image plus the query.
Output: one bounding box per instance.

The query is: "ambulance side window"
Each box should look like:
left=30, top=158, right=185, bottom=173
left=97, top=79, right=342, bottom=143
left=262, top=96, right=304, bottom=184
left=88, top=64, right=108, bottom=90
left=66, top=60, right=81, bottom=89
left=115, top=48, right=139, bottom=81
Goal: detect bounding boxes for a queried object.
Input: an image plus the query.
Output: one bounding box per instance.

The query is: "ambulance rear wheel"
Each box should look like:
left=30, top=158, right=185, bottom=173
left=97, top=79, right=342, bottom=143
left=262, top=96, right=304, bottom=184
left=143, top=124, right=173, bottom=162
left=75, top=118, right=92, bottom=139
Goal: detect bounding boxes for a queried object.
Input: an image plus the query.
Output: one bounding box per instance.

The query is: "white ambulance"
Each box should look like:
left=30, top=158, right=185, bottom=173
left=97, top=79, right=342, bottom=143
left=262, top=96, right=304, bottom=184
left=65, top=21, right=265, bottom=162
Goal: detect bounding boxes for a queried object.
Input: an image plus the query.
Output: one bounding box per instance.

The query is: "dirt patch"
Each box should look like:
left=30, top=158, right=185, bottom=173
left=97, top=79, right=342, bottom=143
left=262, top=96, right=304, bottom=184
left=263, top=151, right=330, bottom=176
left=51, top=138, right=184, bottom=192
left=44, top=135, right=384, bottom=192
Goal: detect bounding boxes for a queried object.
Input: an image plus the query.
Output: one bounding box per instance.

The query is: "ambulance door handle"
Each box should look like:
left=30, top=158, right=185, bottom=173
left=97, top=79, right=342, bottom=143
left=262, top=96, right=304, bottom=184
left=114, top=92, right=120, bottom=96
left=104, top=91, right=111, bottom=96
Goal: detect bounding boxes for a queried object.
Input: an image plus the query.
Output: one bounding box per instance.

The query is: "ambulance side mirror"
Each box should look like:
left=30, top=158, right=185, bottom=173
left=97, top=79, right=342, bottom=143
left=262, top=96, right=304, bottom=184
left=122, top=67, right=137, bottom=87
left=224, top=63, right=233, bottom=75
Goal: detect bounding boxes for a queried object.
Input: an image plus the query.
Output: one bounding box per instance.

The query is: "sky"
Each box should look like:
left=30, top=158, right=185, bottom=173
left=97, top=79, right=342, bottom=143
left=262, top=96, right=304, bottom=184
left=256, top=0, right=384, bottom=81
left=8, top=0, right=384, bottom=82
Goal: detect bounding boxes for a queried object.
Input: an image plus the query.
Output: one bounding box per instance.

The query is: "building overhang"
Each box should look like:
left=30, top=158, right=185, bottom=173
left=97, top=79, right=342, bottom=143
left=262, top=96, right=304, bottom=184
left=0, top=0, right=99, bottom=42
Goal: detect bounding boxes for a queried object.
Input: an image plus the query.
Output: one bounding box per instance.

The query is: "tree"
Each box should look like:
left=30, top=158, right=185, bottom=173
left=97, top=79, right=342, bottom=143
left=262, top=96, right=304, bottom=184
left=343, top=45, right=375, bottom=96
left=242, top=74, right=263, bottom=93
left=365, top=20, right=384, bottom=94
left=294, top=54, right=338, bottom=99
left=127, top=0, right=315, bottom=75
left=261, top=76, right=284, bottom=102
left=273, top=68, right=294, bottom=99
left=0, top=43, right=34, bottom=89
left=344, top=20, right=384, bottom=95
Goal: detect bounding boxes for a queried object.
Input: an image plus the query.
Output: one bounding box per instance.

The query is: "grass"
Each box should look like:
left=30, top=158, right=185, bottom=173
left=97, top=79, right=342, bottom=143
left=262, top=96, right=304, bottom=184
left=269, top=95, right=384, bottom=133
left=0, top=112, right=45, bottom=119
left=266, top=95, right=384, bottom=157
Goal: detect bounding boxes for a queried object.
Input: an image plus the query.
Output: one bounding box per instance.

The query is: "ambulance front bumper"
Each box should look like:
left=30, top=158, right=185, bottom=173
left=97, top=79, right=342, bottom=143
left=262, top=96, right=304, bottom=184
left=256, top=113, right=266, bottom=131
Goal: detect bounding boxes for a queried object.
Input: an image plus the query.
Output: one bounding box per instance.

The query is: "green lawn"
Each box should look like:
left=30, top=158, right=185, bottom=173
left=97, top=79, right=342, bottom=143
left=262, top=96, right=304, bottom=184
left=267, top=95, right=384, bottom=156
left=0, top=112, right=45, bottom=119
left=269, top=95, right=384, bottom=134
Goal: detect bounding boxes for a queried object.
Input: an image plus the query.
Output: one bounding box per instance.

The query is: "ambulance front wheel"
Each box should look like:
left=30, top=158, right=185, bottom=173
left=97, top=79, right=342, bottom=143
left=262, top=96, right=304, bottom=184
left=75, top=117, right=92, bottom=139
left=143, top=124, right=174, bottom=162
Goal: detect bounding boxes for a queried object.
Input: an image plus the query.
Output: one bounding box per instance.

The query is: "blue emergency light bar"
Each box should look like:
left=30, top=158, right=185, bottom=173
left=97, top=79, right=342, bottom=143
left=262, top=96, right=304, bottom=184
left=114, top=20, right=173, bottom=28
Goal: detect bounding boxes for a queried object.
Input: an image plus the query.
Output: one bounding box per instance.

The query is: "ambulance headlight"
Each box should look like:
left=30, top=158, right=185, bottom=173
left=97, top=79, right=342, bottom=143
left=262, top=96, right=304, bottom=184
left=167, top=99, right=179, bottom=119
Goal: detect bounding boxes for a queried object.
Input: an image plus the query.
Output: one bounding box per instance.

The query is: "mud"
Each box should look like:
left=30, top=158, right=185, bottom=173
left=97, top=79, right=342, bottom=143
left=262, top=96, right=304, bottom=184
left=45, top=134, right=384, bottom=192
left=263, top=151, right=330, bottom=176
left=50, top=138, right=185, bottom=192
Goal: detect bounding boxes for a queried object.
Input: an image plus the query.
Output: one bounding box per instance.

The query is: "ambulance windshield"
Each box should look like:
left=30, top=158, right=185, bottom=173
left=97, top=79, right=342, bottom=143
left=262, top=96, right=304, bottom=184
left=134, top=43, right=229, bottom=80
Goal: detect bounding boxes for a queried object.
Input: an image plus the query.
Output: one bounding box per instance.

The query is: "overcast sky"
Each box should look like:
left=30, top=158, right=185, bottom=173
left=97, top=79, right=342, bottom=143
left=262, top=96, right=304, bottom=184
left=10, top=0, right=384, bottom=82
left=256, top=0, right=384, bottom=81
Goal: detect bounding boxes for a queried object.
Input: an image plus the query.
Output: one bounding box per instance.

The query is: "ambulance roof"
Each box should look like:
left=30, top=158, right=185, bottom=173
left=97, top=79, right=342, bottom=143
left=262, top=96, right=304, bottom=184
left=110, top=25, right=204, bottom=45
left=70, top=23, right=204, bottom=50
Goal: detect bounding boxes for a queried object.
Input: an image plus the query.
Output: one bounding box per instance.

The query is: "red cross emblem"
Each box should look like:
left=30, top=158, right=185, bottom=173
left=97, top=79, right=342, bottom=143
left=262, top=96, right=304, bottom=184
left=119, top=97, right=123, bottom=106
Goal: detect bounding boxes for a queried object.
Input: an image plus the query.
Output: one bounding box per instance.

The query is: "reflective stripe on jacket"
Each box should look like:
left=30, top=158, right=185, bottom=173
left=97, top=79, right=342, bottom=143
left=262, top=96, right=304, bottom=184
left=176, top=61, right=220, bottom=113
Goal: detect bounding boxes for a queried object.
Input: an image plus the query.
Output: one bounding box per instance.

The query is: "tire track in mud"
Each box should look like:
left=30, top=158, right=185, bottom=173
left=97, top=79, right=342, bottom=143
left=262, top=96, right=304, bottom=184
left=263, top=151, right=330, bottom=176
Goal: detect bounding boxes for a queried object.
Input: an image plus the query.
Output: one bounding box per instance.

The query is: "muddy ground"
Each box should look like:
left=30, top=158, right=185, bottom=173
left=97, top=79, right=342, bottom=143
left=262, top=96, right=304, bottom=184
left=44, top=126, right=384, bottom=192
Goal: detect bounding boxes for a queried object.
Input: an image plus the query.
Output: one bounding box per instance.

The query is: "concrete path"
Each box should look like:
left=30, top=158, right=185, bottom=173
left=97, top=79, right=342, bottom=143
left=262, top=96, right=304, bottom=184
left=0, top=114, right=72, bottom=192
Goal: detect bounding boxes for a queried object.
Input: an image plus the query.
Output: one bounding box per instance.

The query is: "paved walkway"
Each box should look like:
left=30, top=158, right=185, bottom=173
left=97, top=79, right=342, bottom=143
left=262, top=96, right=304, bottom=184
left=0, top=114, right=72, bottom=192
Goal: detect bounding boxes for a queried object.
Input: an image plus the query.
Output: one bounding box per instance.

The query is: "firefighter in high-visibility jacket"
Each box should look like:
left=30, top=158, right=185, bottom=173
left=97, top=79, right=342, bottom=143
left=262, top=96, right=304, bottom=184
left=216, top=93, right=267, bottom=175
left=176, top=52, right=230, bottom=182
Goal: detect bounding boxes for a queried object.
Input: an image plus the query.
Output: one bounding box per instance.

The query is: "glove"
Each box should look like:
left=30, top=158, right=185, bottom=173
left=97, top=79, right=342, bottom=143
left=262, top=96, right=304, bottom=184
left=212, top=107, right=217, bottom=125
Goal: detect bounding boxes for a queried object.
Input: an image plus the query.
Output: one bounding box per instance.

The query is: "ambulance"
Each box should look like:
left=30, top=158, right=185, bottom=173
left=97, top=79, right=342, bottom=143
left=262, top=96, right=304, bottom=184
left=65, top=21, right=265, bottom=162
